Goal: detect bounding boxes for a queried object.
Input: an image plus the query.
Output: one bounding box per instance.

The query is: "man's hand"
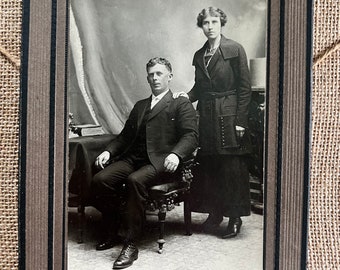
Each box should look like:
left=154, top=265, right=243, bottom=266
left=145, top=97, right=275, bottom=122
left=235, top=125, right=245, bottom=138
left=173, top=91, right=189, bottom=99
left=95, top=151, right=111, bottom=169
left=164, top=153, right=180, bottom=173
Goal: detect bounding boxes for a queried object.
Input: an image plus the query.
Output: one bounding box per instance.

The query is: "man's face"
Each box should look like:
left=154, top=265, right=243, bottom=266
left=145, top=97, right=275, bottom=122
left=147, top=63, right=173, bottom=96
left=202, top=15, right=222, bottom=40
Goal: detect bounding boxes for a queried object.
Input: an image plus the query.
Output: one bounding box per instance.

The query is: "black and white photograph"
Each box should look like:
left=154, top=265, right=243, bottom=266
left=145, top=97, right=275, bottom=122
left=17, top=0, right=314, bottom=267
left=67, top=1, right=267, bottom=269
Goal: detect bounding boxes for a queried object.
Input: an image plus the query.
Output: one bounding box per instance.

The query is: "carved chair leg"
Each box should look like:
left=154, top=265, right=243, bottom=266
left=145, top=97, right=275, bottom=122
left=157, top=204, right=167, bottom=254
left=184, top=196, right=192, bottom=236
left=77, top=204, right=85, bottom=243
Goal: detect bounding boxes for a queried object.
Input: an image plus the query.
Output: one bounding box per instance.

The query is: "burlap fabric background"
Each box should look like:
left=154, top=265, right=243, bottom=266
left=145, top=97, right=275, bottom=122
left=309, top=1, right=340, bottom=269
left=0, top=0, right=338, bottom=269
left=0, top=0, right=21, bottom=269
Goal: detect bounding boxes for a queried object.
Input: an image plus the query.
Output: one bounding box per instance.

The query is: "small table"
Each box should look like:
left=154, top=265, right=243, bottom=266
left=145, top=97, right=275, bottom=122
left=68, top=134, right=116, bottom=242
left=69, top=134, right=116, bottom=202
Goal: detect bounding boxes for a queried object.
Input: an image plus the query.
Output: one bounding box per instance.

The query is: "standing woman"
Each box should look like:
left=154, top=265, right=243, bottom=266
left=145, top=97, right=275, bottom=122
left=185, top=7, right=252, bottom=238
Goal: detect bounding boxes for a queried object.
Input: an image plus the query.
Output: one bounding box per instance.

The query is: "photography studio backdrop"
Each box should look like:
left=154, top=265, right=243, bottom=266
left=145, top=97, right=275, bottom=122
left=68, top=0, right=267, bottom=134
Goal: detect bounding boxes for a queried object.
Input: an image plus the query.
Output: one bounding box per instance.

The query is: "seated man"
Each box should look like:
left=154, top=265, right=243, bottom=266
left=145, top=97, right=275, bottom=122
left=91, top=57, right=198, bottom=269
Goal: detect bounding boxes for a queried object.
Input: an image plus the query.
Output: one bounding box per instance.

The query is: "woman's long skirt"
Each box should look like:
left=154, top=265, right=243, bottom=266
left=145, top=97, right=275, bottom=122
left=190, top=154, right=251, bottom=217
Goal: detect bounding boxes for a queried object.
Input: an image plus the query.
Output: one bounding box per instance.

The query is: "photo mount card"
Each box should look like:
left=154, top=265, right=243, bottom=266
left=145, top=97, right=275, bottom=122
left=18, top=0, right=313, bottom=269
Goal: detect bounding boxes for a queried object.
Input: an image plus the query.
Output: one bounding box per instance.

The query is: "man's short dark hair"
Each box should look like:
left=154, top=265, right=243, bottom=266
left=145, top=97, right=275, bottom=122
left=146, top=57, right=172, bottom=73
left=196, top=7, right=227, bottom=28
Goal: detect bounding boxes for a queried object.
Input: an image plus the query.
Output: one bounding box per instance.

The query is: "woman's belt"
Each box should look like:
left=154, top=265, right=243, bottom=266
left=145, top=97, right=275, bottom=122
left=201, top=90, right=236, bottom=99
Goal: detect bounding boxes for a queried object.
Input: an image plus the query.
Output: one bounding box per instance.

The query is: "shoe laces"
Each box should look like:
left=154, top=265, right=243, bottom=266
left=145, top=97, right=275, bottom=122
left=121, top=244, right=134, bottom=257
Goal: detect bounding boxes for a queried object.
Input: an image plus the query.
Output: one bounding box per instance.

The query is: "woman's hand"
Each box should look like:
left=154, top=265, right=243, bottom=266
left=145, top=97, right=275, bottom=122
left=95, top=151, right=111, bottom=169
left=235, top=125, right=245, bottom=138
left=173, top=91, right=189, bottom=99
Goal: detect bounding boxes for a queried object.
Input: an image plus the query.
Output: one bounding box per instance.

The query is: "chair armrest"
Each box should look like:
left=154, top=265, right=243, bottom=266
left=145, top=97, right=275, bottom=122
left=180, top=148, right=200, bottom=183
left=180, top=147, right=200, bottom=167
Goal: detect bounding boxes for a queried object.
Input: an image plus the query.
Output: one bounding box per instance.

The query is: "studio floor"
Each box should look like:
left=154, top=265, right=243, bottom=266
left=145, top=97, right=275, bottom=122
left=67, top=206, right=263, bottom=270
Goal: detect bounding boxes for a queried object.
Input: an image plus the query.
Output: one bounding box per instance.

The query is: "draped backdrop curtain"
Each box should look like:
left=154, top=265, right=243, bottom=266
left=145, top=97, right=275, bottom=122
left=68, top=0, right=267, bottom=134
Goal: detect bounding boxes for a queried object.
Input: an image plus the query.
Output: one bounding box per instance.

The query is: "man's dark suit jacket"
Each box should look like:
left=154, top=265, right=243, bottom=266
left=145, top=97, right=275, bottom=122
left=105, top=91, right=198, bottom=172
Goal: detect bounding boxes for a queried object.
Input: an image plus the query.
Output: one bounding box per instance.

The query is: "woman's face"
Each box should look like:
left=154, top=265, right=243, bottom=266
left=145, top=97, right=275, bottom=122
left=202, top=15, right=222, bottom=40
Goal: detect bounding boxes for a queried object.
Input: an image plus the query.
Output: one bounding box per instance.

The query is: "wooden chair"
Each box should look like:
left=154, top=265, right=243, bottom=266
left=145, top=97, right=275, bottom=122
left=68, top=133, right=198, bottom=249
left=146, top=157, right=198, bottom=254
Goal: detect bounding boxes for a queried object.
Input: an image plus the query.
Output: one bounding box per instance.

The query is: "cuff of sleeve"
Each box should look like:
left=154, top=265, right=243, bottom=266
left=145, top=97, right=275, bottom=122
left=235, top=118, right=248, bottom=129
left=170, top=152, right=182, bottom=161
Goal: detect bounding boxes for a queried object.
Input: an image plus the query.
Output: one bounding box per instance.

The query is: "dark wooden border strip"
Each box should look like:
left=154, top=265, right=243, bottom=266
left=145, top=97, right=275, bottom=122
left=277, top=0, right=312, bottom=269
left=53, top=0, right=68, bottom=269
left=48, top=0, right=57, bottom=268
left=19, top=0, right=68, bottom=269
left=18, top=0, right=30, bottom=268
left=264, top=0, right=281, bottom=268
left=20, top=0, right=52, bottom=269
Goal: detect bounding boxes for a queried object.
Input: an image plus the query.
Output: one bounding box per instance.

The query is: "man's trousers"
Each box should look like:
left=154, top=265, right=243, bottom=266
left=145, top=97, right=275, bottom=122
left=91, top=158, right=160, bottom=240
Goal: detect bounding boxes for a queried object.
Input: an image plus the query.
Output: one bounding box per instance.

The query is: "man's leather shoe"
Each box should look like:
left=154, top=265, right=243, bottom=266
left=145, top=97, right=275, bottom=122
left=96, top=238, right=120, bottom=251
left=222, top=217, right=242, bottom=239
left=202, top=213, right=223, bottom=232
left=112, top=242, right=138, bottom=269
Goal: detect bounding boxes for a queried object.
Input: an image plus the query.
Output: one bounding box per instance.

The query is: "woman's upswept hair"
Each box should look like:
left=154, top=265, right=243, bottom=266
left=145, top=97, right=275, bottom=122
left=196, top=7, right=227, bottom=28
left=146, top=57, right=172, bottom=73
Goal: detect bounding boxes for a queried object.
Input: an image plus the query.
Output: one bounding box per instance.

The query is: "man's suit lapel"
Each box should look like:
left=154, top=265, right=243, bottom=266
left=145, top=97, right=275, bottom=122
left=137, top=97, right=151, bottom=128
left=148, top=91, right=172, bottom=121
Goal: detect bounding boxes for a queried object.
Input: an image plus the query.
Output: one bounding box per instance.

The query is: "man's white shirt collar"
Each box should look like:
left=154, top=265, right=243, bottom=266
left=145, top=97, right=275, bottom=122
left=151, top=89, right=169, bottom=109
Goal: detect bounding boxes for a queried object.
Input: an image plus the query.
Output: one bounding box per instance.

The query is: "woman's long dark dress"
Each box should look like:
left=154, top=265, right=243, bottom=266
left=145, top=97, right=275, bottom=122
left=189, top=35, right=252, bottom=217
